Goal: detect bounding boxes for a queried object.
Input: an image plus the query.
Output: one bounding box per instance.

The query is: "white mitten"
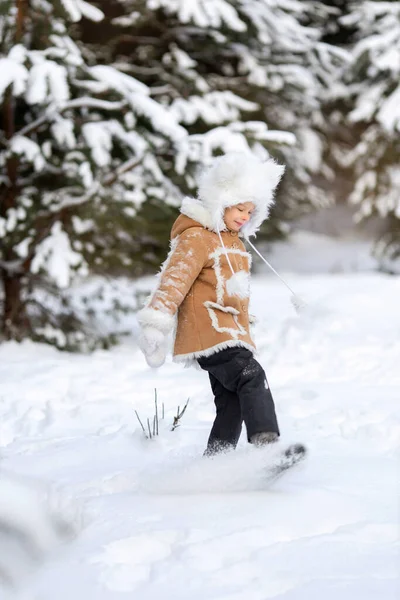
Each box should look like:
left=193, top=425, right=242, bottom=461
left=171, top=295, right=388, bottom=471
left=137, top=307, right=174, bottom=368
left=139, top=326, right=167, bottom=368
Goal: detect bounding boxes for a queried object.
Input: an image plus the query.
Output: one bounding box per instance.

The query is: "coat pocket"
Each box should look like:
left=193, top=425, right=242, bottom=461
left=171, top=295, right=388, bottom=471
left=203, top=301, right=246, bottom=339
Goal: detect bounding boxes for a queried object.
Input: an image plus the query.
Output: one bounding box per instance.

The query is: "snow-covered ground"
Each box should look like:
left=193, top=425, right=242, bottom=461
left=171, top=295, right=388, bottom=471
left=1, top=266, right=399, bottom=599
left=264, top=230, right=381, bottom=273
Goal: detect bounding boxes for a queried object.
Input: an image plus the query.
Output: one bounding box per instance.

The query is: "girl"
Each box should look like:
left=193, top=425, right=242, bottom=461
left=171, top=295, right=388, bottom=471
left=137, top=152, right=285, bottom=455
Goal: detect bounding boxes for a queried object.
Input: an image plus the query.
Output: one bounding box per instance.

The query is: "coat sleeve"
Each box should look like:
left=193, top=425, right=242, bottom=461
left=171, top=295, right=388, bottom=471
left=137, top=228, right=207, bottom=334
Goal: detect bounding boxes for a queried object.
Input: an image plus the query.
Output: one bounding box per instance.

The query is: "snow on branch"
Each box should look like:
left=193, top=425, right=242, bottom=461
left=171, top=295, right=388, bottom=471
left=128, top=93, right=187, bottom=143
left=88, top=66, right=187, bottom=143
left=26, top=60, right=70, bottom=105
left=175, top=121, right=295, bottom=173
left=9, top=136, right=46, bottom=171
left=149, top=0, right=246, bottom=31
left=0, top=56, right=29, bottom=102
left=229, top=122, right=297, bottom=145
left=31, top=222, right=87, bottom=289
left=90, top=65, right=149, bottom=96
left=170, top=91, right=258, bottom=125
left=82, top=121, right=147, bottom=168
left=60, top=0, right=104, bottom=23
left=340, top=2, right=400, bottom=133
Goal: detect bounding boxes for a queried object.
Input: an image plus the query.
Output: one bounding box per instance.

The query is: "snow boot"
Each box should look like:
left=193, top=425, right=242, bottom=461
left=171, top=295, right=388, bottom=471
left=251, top=432, right=279, bottom=447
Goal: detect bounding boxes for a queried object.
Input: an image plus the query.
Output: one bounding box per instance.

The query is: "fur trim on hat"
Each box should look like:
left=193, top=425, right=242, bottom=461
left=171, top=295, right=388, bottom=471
left=193, top=152, right=285, bottom=237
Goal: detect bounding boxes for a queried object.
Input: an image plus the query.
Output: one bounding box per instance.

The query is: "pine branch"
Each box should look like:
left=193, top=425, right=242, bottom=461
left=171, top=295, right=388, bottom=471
left=102, top=156, right=143, bottom=187
left=13, top=99, right=128, bottom=141
left=112, top=33, right=163, bottom=46
left=149, top=85, right=174, bottom=96
left=14, top=153, right=145, bottom=271
left=46, top=153, right=147, bottom=212
left=116, top=64, right=162, bottom=76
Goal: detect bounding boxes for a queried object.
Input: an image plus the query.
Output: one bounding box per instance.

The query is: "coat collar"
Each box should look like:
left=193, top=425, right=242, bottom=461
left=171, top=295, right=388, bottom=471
left=180, top=196, right=218, bottom=231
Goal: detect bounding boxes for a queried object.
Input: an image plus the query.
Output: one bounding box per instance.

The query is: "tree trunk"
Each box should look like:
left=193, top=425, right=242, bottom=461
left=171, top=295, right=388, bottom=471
left=0, top=1, right=29, bottom=340
left=16, top=0, right=27, bottom=43
left=2, top=273, right=29, bottom=340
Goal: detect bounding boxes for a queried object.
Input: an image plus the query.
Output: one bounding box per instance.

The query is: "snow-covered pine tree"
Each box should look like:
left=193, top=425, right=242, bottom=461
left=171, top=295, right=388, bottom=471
left=101, top=0, right=347, bottom=222
left=331, top=1, right=400, bottom=259
left=0, top=0, right=192, bottom=349
left=0, top=0, right=349, bottom=349
left=1, top=0, right=308, bottom=349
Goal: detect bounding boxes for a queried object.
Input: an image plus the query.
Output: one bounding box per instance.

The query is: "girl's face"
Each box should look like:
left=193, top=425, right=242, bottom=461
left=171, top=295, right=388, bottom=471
left=223, top=202, right=255, bottom=232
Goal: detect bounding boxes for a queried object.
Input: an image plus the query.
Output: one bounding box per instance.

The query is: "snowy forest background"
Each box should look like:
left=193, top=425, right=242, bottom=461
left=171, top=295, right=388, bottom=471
left=1, top=0, right=399, bottom=351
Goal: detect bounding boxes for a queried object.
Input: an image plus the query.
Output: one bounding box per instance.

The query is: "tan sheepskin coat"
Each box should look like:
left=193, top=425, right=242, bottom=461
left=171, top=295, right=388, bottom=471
left=137, top=152, right=286, bottom=366
left=139, top=213, right=255, bottom=363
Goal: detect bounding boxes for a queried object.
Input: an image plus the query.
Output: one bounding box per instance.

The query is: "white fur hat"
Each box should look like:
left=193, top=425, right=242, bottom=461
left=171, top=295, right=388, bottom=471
left=195, top=152, right=285, bottom=237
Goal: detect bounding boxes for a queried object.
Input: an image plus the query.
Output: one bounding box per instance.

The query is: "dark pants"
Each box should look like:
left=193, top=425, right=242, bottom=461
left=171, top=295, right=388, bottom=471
left=198, top=347, right=280, bottom=454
